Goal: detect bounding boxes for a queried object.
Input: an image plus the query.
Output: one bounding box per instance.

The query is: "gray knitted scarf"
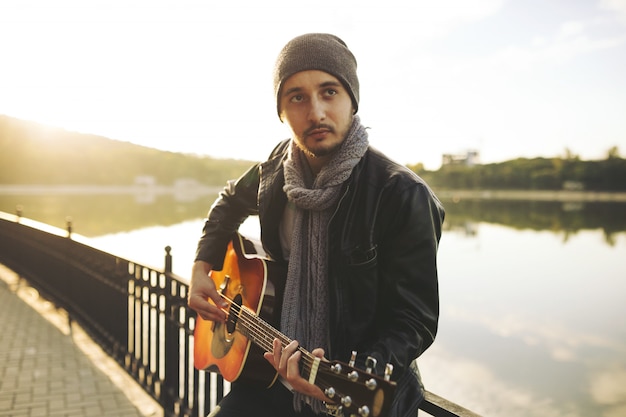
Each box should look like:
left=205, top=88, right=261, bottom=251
left=281, top=116, right=369, bottom=413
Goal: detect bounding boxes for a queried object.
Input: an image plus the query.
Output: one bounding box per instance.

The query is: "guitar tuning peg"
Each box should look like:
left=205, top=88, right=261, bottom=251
left=324, top=387, right=336, bottom=399
left=365, top=356, right=377, bottom=374
left=365, top=378, right=377, bottom=390
left=384, top=363, right=394, bottom=381
left=358, top=405, right=371, bottom=416
left=349, top=350, right=357, bottom=367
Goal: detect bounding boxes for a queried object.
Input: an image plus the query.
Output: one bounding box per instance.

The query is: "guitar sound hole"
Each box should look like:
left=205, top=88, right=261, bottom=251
left=226, top=293, right=243, bottom=335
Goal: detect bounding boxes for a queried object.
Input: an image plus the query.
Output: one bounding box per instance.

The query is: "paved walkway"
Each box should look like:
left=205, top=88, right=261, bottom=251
left=0, top=264, right=163, bottom=417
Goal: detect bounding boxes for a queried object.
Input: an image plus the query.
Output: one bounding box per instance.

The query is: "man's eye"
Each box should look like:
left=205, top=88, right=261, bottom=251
left=290, top=95, right=304, bottom=103
left=325, top=89, right=337, bottom=96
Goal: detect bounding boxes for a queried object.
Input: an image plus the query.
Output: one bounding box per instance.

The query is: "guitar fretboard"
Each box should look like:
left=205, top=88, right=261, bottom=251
left=227, top=301, right=319, bottom=383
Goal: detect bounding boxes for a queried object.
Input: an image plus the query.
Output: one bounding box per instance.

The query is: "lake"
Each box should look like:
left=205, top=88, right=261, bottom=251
left=1, top=190, right=625, bottom=417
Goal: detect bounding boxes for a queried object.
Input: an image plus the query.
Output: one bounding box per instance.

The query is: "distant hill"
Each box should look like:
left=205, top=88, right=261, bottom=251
left=0, top=115, right=255, bottom=186
left=3, top=114, right=625, bottom=192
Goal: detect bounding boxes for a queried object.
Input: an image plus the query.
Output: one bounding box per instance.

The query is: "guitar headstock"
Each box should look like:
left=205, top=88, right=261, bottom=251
left=316, top=355, right=396, bottom=417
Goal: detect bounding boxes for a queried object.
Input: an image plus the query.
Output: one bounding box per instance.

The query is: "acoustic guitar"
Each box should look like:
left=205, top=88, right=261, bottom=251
left=194, top=233, right=396, bottom=417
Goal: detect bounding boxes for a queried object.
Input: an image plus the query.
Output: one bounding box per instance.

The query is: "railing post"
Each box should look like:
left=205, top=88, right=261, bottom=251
left=163, top=278, right=182, bottom=416
left=165, top=246, right=172, bottom=273
left=16, top=205, right=23, bottom=223
left=162, top=246, right=178, bottom=415
left=66, top=216, right=73, bottom=238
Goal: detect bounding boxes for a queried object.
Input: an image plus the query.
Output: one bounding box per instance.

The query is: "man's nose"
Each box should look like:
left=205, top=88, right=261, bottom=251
left=308, top=97, right=326, bottom=122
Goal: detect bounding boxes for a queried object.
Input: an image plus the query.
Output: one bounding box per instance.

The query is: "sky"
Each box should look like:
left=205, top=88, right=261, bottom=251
left=1, top=0, right=625, bottom=169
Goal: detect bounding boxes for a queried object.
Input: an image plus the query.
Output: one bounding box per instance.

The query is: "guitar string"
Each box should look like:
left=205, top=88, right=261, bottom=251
left=219, top=294, right=329, bottom=385
left=232, top=303, right=353, bottom=397
left=220, top=296, right=316, bottom=365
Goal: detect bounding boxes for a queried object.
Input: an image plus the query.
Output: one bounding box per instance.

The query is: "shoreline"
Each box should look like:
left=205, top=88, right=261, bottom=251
left=1, top=185, right=626, bottom=202
left=0, top=184, right=222, bottom=195
left=435, top=189, right=626, bottom=202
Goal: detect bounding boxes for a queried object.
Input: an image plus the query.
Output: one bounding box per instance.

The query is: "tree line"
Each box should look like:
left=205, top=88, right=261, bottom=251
left=0, top=115, right=253, bottom=186
left=2, top=115, right=624, bottom=191
left=409, top=147, right=626, bottom=192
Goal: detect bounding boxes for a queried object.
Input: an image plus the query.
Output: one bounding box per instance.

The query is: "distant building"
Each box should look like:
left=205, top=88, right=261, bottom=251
left=442, top=150, right=480, bottom=166
left=562, top=180, right=584, bottom=191
left=174, top=178, right=201, bottom=188
left=134, top=175, right=157, bottom=186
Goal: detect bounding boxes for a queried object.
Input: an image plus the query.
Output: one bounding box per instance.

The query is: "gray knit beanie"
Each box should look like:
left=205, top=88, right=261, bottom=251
left=273, top=33, right=359, bottom=119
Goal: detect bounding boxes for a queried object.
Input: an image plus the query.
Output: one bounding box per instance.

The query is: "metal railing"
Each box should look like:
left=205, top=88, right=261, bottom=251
left=0, top=211, right=481, bottom=417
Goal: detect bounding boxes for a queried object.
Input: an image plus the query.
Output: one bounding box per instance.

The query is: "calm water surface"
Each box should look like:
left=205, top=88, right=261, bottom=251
left=2, top=192, right=625, bottom=417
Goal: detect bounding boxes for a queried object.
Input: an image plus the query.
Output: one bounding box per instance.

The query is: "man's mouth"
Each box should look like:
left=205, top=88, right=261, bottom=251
left=305, top=125, right=334, bottom=140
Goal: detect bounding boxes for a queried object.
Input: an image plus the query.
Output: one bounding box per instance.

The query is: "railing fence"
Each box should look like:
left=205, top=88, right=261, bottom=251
left=0, top=212, right=480, bottom=417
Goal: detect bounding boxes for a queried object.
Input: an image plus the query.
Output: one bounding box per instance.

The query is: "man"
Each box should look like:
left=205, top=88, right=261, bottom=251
left=188, top=33, right=445, bottom=417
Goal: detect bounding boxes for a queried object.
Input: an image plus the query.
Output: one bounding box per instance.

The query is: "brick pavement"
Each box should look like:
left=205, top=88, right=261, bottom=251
left=0, top=264, right=163, bottom=417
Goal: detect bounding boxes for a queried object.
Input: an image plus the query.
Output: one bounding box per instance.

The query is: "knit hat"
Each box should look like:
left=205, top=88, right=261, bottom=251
left=273, top=33, right=359, bottom=119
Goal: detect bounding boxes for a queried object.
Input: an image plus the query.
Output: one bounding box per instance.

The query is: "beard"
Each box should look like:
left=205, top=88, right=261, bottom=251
left=295, top=123, right=346, bottom=158
left=296, top=140, right=341, bottom=158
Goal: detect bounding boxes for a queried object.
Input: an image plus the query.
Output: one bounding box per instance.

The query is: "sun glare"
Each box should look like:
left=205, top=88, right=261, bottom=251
left=1, top=1, right=625, bottom=168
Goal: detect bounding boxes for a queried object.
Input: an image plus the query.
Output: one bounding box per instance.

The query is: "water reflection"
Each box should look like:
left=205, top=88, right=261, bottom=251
left=2, top=192, right=625, bottom=241
left=424, top=224, right=626, bottom=417
left=0, top=189, right=220, bottom=236
left=442, top=199, right=626, bottom=246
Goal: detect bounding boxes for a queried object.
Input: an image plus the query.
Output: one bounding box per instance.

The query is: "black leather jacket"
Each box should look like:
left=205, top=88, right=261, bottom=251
left=196, top=139, right=445, bottom=416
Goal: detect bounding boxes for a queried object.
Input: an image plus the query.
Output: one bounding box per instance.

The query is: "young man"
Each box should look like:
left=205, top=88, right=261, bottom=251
left=188, top=33, right=445, bottom=417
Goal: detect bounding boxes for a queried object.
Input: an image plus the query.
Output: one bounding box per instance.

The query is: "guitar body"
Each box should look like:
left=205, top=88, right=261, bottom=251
left=194, top=233, right=286, bottom=388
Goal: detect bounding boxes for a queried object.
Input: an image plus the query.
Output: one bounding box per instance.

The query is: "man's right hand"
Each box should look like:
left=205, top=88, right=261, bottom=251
left=188, top=260, right=229, bottom=322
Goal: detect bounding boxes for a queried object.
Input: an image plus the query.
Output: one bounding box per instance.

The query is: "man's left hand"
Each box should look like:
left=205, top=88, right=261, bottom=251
left=263, top=338, right=329, bottom=402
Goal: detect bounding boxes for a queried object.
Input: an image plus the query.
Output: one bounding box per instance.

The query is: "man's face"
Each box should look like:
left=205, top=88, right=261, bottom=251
left=279, top=70, right=354, bottom=162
